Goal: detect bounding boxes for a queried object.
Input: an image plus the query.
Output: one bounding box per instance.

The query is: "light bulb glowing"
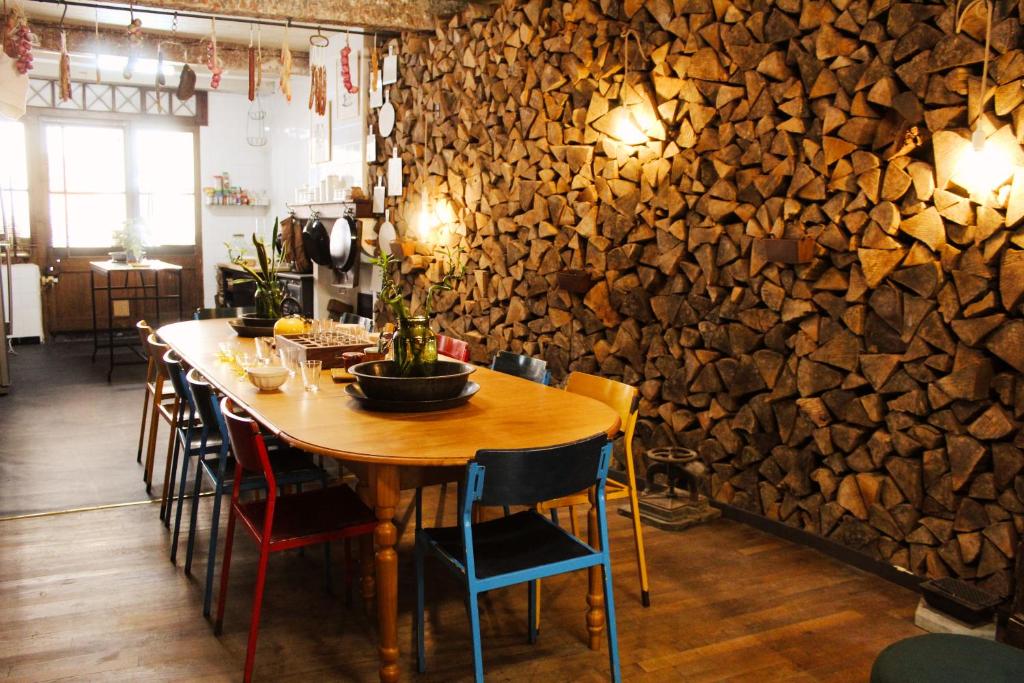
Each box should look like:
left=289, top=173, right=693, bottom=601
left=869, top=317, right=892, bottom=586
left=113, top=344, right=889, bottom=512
left=608, top=106, right=648, bottom=145
left=954, top=128, right=1015, bottom=196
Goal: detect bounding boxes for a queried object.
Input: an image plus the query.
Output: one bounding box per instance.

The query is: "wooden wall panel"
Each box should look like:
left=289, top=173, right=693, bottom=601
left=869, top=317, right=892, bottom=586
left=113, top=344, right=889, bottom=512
left=369, top=0, right=1024, bottom=597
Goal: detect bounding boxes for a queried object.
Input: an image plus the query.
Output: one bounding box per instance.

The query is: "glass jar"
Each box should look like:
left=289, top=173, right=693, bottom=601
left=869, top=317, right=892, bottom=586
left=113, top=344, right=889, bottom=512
left=393, top=315, right=437, bottom=377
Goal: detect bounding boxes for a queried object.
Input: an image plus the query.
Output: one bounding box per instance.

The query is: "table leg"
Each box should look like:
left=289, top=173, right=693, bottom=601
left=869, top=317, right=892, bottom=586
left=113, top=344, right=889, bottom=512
left=355, top=477, right=376, bottom=615
left=371, top=464, right=400, bottom=683
left=176, top=270, right=183, bottom=321
left=586, top=486, right=605, bottom=650
left=106, top=274, right=115, bottom=382
left=90, top=270, right=98, bottom=363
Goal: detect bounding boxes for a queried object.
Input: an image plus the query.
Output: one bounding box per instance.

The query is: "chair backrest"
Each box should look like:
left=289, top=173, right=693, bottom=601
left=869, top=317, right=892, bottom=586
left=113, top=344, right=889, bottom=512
left=136, top=319, right=153, bottom=347
left=468, top=433, right=609, bottom=508
left=490, top=350, right=548, bottom=384
left=194, top=306, right=255, bottom=320
left=220, top=397, right=274, bottom=484
left=162, top=349, right=195, bottom=412
left=147, top=333, right=170, bottom=380
left=340, top=311, right=374, bottom=331
left=565, top=371, right=638, bottom=440
left=186, top=368, right=224, bottom=439
left=438, top=334, right=470, bottom=362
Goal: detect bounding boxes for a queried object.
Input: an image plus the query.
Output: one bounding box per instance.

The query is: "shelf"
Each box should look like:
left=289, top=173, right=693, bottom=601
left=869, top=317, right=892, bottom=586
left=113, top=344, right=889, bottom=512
left=204, top=203, right=270, bottom=209
left=287, top=201, right=372, bottom=220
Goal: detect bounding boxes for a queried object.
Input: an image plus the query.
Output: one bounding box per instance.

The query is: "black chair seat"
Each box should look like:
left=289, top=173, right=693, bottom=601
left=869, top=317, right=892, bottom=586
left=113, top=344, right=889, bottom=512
left=201, top=448, right=322, bottom=487
left=422, top=510, right=592, bottom=579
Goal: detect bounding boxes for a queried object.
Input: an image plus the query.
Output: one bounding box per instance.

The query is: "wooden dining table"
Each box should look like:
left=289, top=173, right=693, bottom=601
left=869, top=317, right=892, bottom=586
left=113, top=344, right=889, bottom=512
left=158, top=319, right=621, bottom=682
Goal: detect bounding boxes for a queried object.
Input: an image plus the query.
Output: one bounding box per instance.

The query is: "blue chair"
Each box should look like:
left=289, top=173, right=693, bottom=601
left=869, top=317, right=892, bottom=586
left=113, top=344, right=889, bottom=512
left=193, top=306, right=254, bottom=320
left=490, top=350, right=551, bottom=385
left=182, top=369, right=328, bottom=617
left=414, top=433, right=621, bottom=682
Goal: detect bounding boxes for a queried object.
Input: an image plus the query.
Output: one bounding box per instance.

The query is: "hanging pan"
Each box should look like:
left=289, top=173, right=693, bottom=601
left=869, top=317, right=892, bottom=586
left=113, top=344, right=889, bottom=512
left=330, top=215, right=359, bottom=272
left=302, top=216, right=332, bottom=266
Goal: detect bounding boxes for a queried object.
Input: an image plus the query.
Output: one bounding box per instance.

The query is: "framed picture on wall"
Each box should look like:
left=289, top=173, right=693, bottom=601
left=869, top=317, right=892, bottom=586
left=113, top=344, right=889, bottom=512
left=311, top=103, right=332, bottom=164
left=335, top=52, right=361, bottom=123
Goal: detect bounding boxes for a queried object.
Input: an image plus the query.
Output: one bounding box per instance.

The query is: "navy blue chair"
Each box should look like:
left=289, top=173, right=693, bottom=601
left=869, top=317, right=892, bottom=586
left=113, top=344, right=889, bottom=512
left=414, top=433, right=621, bottom=682
left=490, top=350, right=551, bottom=385
left=182, top=369, right=327, bottom=617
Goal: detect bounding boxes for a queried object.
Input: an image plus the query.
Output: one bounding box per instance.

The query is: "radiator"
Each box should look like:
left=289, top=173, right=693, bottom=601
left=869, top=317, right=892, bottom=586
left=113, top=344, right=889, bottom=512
left=1, top=263, right=44, bottom=341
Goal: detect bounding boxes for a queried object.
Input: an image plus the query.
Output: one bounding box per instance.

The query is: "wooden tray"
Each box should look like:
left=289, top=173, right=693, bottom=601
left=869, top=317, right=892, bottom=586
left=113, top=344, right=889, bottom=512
left=276, top=333, right=369, bottom=370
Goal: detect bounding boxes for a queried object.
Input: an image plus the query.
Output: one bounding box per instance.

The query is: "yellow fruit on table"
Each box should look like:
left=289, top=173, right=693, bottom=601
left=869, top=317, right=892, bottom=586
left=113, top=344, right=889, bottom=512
left=273, top=316, right=306, bottom=336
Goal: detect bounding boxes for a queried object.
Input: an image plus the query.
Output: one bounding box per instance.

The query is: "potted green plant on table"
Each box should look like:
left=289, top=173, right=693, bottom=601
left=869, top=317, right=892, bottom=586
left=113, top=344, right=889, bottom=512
left=371, top=245, right=467, bottom=377
left=231, top=218, right=289, bottom=321
left=113, top=219, right=146, bottom=263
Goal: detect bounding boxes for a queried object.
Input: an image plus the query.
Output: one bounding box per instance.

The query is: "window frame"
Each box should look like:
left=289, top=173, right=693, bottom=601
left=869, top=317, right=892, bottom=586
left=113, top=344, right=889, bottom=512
left=29, top=107, right=201, bottom=258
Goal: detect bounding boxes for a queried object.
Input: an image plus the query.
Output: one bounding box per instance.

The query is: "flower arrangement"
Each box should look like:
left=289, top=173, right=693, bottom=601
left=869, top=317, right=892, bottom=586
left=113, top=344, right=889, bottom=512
left=231, top=218, right=288, bottom=319
left=370, top=244, right=468, bottom=322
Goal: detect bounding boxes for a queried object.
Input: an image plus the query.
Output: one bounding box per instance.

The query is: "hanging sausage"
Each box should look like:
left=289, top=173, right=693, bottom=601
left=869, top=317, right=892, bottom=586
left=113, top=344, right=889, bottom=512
left=58, top=30, right=70, bottom=101
left=280, top=24, right=292, bottom=102
left=2, top=7, right=33, bottom=74
left=207, top=18, right=222, bottom=90
left=124, top=16, right=142, bottom=80
left=340, top=32, right=358, bottom=95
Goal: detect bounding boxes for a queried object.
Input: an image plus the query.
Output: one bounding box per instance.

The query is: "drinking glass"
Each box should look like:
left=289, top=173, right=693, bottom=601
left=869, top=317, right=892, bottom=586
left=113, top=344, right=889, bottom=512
left=234, top=350, right=254, bottom=379
left=255, top=337, right=275, bottom=366
left=278, top=346, right=299, bottom=378
left=300, top=359, right=323, bottom=392
left=218, top=340, right=238, bottom=362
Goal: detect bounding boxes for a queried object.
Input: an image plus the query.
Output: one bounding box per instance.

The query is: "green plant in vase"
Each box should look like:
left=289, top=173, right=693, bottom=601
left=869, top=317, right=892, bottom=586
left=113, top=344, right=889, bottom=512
left=113, top=218, right=146, bottom=263
left=231, top=218, right=288, bottom=320
left=371, top=245, right=468, bottom=377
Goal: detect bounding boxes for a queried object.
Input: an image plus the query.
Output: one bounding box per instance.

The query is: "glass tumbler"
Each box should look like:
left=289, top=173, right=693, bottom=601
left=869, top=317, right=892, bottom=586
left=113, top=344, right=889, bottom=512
left=300, top=359, right=323, bottom=392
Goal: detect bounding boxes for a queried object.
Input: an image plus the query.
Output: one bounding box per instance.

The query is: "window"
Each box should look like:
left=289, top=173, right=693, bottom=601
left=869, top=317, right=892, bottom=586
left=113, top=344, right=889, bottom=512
left=45, top=120, right=196, bottom=250
left=0, top=120, right=30, bottom=240
left=136, top=128, right=196, bottom=246
left=47, top=123, right=128, bottom=249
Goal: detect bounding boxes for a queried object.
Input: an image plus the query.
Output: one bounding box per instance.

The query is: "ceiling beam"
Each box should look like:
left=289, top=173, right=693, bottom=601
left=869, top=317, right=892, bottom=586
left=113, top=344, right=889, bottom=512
left=81, top=0, right=458, bottom=32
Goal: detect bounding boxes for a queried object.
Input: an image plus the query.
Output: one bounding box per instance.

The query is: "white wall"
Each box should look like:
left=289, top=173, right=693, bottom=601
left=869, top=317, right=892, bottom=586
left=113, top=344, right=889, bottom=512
left=198, top=90, right=272, bottom=307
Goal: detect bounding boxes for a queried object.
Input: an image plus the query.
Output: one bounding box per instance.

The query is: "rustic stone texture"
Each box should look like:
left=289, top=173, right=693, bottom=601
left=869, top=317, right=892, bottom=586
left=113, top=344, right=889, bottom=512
left=370, top=0, right=1024, bottom=597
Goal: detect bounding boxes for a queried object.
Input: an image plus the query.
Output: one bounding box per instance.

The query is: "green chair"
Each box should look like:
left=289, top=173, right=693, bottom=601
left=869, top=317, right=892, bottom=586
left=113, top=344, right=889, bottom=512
left=871, top=633, right=1024, bottom=683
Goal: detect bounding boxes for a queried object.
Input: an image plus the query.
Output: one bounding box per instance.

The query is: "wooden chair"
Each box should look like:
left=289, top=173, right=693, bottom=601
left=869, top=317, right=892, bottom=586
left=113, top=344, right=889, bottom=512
left=183, top=370, right=327, bottom=617
left=437, top=334, right=470, bottom=362
left=414, top=433, right=621, bottom=682
left=215, top=398, right=377, bottom=683
left=135, top=320, right=157, bottom=464
left=538, top=372, right=650, bottom=608
left=142, top=333, right=176, bottom=493
left=490, top=350, right=550, bottom=385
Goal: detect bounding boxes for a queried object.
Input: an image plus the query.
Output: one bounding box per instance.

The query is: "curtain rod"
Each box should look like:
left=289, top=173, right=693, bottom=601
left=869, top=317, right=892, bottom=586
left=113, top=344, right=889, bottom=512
left=22, top=0, right=412, bottom=38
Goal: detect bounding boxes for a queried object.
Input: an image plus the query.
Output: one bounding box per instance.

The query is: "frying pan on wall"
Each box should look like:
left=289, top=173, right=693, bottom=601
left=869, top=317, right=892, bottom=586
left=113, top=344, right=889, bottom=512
left=330, top=215, right=359, bottom=272
left=302, top=217, right=332, bottom=266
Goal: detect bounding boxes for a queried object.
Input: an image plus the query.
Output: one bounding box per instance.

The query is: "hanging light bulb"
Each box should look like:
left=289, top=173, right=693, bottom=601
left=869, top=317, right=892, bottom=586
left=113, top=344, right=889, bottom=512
left=606, top=29, right=661, bottom=146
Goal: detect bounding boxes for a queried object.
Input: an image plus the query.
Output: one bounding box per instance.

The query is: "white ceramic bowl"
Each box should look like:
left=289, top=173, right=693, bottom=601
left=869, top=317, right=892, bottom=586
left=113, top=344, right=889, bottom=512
left=247, top=365, right=289, bottom=392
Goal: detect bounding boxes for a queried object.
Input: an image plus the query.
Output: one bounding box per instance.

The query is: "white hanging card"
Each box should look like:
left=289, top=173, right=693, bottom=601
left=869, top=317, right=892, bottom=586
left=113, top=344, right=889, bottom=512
left=370, top=73, right=384, bottom=108
left=372, top=176, right=385, bottom=213
left=366, top=123, right=377, bottom=163
left=387, top=148, right=403, bottom=197
left=382, top=46, right=398, bottom=85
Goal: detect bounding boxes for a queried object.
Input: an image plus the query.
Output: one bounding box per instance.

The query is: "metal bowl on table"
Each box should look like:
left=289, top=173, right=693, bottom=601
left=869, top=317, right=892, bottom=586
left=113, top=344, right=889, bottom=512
left=349, top=360, right=475, bottom=402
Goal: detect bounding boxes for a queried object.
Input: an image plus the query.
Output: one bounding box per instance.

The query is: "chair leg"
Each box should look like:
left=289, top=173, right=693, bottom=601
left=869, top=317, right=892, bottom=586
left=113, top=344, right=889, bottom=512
left=322, top=542, right=333, bottom=594
left=527, top=580, right=538, bottom=644
left=144, top=392, right=168, bottom=492
left=467, top=590, right=484, bottom=683
left=160, top=425, right=180, bottom=524
left=136, top=381, right=151, bottom=464
left=171, top=433, right=196, bottom=563
left=214, top=506, right=238, bottom=635
left=242, top=545, right=272, bottom=683
left=343, top=538, right=353, bottom=607
left=184, top=460, right=204, bottom=576
left=569, top=505, right=581, bottom=538
left=203, top=485, right=225, bottom=618
left=603, top=560, right=622, bottom=683
left=624, top=451, right=652, bottom=607
left=533, top=579, right=542, bottom=636
left=415, top=538, right=426, bottom=673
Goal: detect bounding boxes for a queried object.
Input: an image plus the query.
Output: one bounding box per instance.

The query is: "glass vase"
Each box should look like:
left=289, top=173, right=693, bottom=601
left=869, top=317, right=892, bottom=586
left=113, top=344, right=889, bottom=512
left=254, top=286, right=283, bottom=320
left=393, top=315, right=437, bottom=377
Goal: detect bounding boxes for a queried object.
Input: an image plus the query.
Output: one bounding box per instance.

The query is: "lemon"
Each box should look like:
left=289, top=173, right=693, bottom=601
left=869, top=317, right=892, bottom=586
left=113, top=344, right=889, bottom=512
left=273, top=315, right=307, bottom=336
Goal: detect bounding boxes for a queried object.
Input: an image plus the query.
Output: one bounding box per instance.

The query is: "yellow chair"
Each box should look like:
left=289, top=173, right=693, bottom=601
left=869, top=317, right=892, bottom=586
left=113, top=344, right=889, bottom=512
left=537, top=371, right=651, bottom=608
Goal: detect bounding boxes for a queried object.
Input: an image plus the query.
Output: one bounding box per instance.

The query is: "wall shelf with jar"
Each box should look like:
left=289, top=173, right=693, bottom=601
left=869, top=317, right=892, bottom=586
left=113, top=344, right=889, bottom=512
left=203, top=172, right=269, bottom=207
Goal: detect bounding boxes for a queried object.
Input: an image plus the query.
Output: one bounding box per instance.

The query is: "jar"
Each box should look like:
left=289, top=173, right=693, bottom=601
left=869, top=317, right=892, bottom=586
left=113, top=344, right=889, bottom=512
left=392, top=315, right=437, bottom=377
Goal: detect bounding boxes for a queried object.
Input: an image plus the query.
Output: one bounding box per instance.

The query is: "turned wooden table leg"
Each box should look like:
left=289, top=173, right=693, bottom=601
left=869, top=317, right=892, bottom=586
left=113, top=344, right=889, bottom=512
left=372, top=464, right=400, bottom=683
left=586, top=486, right=605, bottom=650
left=356, top=478, right=376, bottom=616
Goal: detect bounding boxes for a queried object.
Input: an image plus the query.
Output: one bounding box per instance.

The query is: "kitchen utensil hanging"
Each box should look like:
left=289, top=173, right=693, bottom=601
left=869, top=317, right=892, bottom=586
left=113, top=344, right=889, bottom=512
left=382, top=45, right=398, bottom=85
left=360, top=217, right=378, bottom=255
left=329, top=215, right=359, bottom=272
left=302, top=214, right=332, bottom=267
left=387, top=148, right=403, bottom=196
left=379, top=89, right=395, bottom=137
left=372, top=174, right=385, bottom=213
left=366, top=123, right=377, bottom=162
left=246, top=95, right=268, bottom=147
left=377, top=210, right=396, bottom=255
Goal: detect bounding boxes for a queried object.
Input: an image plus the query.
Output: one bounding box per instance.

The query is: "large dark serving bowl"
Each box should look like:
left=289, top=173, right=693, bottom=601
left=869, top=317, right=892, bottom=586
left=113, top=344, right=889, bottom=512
left=349, top=360, right=476, bottom=402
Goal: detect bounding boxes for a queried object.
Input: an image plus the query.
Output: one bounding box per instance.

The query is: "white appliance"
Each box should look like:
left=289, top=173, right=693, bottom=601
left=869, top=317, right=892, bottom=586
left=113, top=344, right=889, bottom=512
left=1, top=262, right=43, bottom=341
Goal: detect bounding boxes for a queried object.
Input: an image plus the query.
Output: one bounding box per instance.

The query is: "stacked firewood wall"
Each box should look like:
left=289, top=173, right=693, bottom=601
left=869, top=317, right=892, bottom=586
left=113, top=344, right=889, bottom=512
left=368, top=0, right=1024, bottom=597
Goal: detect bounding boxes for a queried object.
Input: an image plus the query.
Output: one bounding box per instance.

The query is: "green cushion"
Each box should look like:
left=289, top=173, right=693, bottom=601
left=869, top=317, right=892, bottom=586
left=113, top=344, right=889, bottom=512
left=871, top=634, right=1024, bottom=683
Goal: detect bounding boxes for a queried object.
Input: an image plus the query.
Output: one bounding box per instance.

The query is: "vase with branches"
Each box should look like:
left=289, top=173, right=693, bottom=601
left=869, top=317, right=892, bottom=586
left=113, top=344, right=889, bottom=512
left=371, top=245, right=468, bottom=376
left=231, top=218, right=288, bottom=320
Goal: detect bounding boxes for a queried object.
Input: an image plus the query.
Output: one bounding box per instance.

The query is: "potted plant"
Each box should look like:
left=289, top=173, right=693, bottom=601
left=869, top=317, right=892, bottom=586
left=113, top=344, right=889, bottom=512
left=371, top=245, right=467, bottom=377
left=113, top=219, right=146, bottom=263
left=231, top=218, right=289, bottom=321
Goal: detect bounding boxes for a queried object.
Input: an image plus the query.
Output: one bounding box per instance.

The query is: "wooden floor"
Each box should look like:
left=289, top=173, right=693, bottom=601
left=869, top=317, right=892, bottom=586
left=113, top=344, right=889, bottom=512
left=0, top=340, right=924, bottom=681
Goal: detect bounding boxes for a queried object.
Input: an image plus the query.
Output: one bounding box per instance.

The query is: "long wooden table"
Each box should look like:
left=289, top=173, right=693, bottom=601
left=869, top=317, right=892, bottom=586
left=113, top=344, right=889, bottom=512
left=159, top=319, right=621, bottom=682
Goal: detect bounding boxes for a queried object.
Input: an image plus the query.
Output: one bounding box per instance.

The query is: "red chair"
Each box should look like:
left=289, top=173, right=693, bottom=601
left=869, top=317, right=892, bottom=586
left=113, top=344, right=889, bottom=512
left=437, top=333, right=470, bottom=362
left=215, top=398, right=376, bottom=682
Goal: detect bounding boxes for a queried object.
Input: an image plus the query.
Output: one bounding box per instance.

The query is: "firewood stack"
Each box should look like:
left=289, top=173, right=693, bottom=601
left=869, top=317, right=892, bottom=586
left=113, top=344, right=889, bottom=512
left=369, top=0, right=1024, bottom=597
